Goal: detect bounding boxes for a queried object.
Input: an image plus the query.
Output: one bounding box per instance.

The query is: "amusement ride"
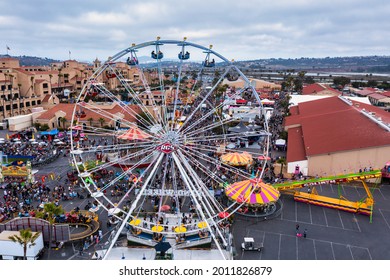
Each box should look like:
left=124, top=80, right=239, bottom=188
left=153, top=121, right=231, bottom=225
left=69, top=38, right=273, bottom=260
left=68, top=38, right=385, bottom=260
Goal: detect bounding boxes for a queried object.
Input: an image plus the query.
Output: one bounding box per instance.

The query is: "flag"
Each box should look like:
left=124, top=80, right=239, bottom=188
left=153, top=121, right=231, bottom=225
left=6, top=45, right=10, bottom=50
left=69, top=50, right=71, bottom=55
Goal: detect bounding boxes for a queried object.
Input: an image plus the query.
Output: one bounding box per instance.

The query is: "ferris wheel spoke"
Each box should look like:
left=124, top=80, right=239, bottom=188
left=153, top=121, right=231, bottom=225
left=91, top=80, right=158, bottom=130
left=103, top=152, right=165, bottom=260
left=172, top=152, right=226, bottom=245
left=175, top=149, right=221, bottom=209
left=173, top=151, right=228, bottom=253
left=170, top=51, right=186, bottom=131
left=180, top=98, right=226, bottom=135
left=113, top=150, right=166, bottom=211
left=99, top=151, right=158, bottom=193
left=181, top=144, right=252, bottom=181
left=177, top=66, right=231, bottom=134
left=77, top=97, right=154, bottom=133
left=183, top=118, right=234, bottom=141
left=135, top=67, right=167, bottom=129
left=86, top=145, right=157, bottom=176
left=106, top=64, right=163, bottom=130
left=177, top=147, right=224, bottom=187
left=176, top=150, right=225, bottom=213
left=79, top=141, right=155, bottom=155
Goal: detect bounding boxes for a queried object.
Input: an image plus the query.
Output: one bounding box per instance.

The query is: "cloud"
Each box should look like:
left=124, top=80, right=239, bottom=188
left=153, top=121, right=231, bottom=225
left=0, top=0, right=389, bottom=61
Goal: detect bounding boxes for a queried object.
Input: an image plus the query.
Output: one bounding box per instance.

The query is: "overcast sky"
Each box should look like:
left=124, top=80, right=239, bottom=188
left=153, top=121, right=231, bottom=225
left=1, top=0, right=389, bottom=62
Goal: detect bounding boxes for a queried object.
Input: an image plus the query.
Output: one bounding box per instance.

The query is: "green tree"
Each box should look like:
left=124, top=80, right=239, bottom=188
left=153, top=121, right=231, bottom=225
left=87, top=117, right=94, bottom=127
left=367, top=80, right=378, bottom=87
left=276, top=157, right=287, bottom=177
left=30, top=76, right=35, bottom=95
left=39, top=203, right=63, bottom=260
left=135, top=111, right=153, bottom=129
left=8, top=228, right=41, bottom=260
left=333, top=76, right=350, bottom=88
left=33, top=122, right=41, bottom=130
left=98, top=117, right=106, bottom=127
left=49, top=74, right=53, bottom=95
left=59, top=117, right=67, bottom=128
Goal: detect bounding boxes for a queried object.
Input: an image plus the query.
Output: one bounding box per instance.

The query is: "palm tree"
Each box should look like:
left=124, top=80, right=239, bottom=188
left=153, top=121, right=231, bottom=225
left=9, top=74, right=14, bottom=116
left=8, top=228, right=41, bottom=260
left=87, top=117, right=94, bottom=127
left=39, top=203, right=63, bottom=260
left=49, top=74, right=53, bottom=96
left=17, top=83, right=22, bottom=114
left=59, top=117, right=67, bottom=128
left=30, top=76, right=35, bottom=96
left=276, top=157, right=287, bottom=177
left=98, top=117, right=106, bottom=127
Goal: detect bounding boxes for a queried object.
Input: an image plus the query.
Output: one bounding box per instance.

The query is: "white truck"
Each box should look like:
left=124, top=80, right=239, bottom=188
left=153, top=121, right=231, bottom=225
left=0, top=230, right=44, bottom=260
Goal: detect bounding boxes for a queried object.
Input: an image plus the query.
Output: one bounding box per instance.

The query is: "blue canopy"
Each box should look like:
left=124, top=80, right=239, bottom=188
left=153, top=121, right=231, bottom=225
left=40, top=128, right=59, bottom=135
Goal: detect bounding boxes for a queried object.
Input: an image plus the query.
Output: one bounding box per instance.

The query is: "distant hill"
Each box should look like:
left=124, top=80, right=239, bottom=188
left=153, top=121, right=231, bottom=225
left=237, top=55, right=390, bottom=73
left=2, top=54, right=390, bottom=73
left=0, top=54, right=60, bottom=66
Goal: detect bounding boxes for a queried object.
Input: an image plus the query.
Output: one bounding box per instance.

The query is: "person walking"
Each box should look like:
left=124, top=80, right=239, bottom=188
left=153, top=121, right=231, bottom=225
left=295, top=224, right=300, bottom=233
left=303, top=229, right=307, bottom=238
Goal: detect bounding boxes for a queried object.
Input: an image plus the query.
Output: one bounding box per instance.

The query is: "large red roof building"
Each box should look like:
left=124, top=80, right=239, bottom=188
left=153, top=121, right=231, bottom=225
left=284, top=96, right=390, bottom=176
left=34, top=103, right=141, bottom=130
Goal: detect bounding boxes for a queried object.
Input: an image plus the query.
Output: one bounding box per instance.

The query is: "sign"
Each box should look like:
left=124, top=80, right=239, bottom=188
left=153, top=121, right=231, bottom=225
left=135, top=188, right=215, bottom=198
left=157, top=143, right=175, bottom=154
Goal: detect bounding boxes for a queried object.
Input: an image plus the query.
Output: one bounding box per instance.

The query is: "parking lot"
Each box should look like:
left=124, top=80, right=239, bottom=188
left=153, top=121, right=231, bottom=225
left=233, top=182, right=390, bottom=260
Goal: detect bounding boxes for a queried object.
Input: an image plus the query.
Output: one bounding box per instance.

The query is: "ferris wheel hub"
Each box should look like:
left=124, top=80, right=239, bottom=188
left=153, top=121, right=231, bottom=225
left=161, top=130, right=180, bottom=144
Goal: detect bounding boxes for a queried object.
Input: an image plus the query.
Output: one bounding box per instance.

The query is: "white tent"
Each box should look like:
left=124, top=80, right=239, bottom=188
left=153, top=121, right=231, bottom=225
left=275, top=139, right=286, bottom=146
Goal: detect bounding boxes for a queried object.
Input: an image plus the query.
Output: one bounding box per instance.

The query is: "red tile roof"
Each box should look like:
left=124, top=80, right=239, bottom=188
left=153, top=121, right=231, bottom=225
left=368, top=93, right=387, bottom=100
left=41, top=95, right=51, bottom=103
left=285, top=96, right=390, bottom=157
left=14, top=68, right=33, bottom=75
left=302, top=83, right=339, bottom=95
left=355, top=88, right=376, bottom=96
left=36, top=103, right=141, bottom=124
left=380, top=91, right=390, bottom=98
left=302, top=83, right=326, bottom=95
left=287, top=126, right=306, bottom=162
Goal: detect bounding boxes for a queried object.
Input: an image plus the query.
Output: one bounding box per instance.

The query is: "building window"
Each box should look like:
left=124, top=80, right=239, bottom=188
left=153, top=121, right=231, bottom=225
left=26, top=102, right=30, bottom=107
left=43, top=83, right=48, bottom=88
left=37, top=100, right=41, bottom=105
left=32, top=101, right=36, bottom=106
left=6, top=105, right=10, bottom=110
left=13, top=104, right=17, bottom=109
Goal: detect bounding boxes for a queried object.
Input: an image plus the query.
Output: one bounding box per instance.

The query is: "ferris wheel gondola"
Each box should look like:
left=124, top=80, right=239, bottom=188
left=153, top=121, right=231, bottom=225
left=70, top=38, right=271, bottom=260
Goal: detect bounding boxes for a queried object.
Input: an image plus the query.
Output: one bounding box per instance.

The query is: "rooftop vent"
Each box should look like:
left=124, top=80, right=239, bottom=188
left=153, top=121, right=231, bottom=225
left=360, top=109, right=390, bottom=132
left=338, top=95, right=353, bottom=106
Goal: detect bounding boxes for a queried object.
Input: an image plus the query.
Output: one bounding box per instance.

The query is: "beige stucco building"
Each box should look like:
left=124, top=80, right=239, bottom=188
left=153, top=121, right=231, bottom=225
left=285, top=96, right=390, bottom=177
left=0, top=56, right=148, bottom=123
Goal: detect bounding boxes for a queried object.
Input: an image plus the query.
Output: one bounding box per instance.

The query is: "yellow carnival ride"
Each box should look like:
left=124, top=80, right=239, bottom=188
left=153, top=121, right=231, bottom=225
left=272, top=170, right=382, bottom=221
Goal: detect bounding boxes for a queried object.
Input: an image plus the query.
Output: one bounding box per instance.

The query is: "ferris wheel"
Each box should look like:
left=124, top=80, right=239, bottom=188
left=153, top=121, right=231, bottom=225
left=70, top=38, right=271, bottom=259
